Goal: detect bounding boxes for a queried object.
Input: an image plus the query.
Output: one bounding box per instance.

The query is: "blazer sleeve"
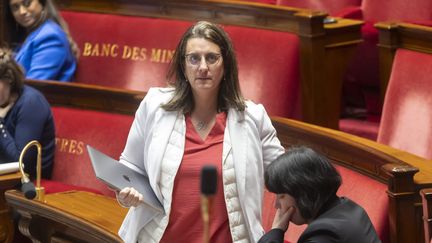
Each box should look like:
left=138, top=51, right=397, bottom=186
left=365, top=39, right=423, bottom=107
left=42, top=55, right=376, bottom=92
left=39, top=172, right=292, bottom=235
left=256, top=104, right=285, bottom=168
left=119, top=89, right=157, bottom=175
left=258, top=229, right=285, bottom=243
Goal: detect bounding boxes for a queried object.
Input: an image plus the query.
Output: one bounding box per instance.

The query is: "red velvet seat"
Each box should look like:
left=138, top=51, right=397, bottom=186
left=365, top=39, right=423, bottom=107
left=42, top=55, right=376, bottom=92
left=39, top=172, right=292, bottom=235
left=262, top=164, right=388, bottom=242
left=61, top=11, right=301, bottom=118
left=277, top=0, right=361, bottom=15
left=377, top=49, right=432, bottom=159
left=338, top=0, right=432, bottom=140
left=41, top=107, right=134, bottom=197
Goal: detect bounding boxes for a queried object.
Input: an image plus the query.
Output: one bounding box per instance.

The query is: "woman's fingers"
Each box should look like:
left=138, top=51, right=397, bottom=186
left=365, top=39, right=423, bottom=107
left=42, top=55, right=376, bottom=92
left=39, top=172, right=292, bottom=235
left=118, top=187, right=144, bottom=207
left=272, top=206, right=295, bottom=232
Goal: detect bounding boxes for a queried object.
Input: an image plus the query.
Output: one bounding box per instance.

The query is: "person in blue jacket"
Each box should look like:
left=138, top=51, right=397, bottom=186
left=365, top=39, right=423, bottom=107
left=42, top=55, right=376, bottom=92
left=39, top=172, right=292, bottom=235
left=7, top=0, right=79, bottom=82
left=0, top=47, right=55, bottom=179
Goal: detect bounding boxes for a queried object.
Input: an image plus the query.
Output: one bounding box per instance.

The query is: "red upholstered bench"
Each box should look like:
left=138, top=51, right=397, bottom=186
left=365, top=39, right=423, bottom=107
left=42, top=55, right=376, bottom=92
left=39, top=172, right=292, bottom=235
left=27, top=80, right=143, bottom=197
left=61, top=10, right=300, bottom=118
left=40, top=107, right=134, bottom=197
left=263, top=117, right=432, bottom=242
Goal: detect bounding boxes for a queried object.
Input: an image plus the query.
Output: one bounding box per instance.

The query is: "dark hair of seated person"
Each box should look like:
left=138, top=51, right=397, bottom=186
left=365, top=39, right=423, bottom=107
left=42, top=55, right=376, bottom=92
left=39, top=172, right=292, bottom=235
left=265, top=146, right=342, bottom=220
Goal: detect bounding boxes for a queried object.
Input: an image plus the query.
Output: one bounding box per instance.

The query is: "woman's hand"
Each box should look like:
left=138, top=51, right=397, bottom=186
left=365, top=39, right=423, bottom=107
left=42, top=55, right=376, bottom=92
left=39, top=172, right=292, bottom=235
left=272, top=206, right=294, bottom=232
left=116, top=187, right=144, bottom=207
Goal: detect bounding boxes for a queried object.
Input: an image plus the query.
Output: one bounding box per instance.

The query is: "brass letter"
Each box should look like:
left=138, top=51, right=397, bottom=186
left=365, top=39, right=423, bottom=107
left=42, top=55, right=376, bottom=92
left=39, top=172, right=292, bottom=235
left=122, top=45, right=131, bottom=59
left=82, top=42, right=92, bottom=57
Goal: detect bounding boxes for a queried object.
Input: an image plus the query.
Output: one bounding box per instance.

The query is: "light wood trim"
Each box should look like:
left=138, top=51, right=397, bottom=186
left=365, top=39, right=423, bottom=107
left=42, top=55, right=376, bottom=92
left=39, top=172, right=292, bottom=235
left=5, top=190, right=127, bottom=243
left=26, top=80, right=145, bottom=115
left=0, top=172, right=21, bottom=243
left=376, top=22, right=432, bottom=102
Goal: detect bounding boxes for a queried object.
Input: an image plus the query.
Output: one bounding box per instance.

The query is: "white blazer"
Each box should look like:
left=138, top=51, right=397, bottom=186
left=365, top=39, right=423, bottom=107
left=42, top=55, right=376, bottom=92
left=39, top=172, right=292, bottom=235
left=118, top=88, right=285, bottom=243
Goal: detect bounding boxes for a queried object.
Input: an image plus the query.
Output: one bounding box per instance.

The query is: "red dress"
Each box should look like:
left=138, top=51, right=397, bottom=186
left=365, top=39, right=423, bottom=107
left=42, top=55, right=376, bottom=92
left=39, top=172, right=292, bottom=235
left=160, top=112, right=232, bottom=243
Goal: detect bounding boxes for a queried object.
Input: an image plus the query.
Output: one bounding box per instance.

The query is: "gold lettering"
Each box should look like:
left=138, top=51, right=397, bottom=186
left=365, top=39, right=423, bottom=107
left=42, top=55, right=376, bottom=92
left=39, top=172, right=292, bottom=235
left=90, top=43, right=100, bottom=56
left=151, top=48, right=162, bottom=62
left=60, top=138, right=69, bottom=153
left=166, top=50, right=174, bottom=63
left=76, top=142, right=84, bottom=155
left=101, top=44, right=111, bottom=57
left=68, top=140, right=77, bottom=154
left=82, top=42, right=92, bottom=56
left=151, top=48, right=174, bottom=63
left=122, top=45, right=131, bottom=59
left=131, top=47, right=141, bottom=61
left=55, top=138, right=85, bottom=155
left=111, top=44, right=119, bottom=57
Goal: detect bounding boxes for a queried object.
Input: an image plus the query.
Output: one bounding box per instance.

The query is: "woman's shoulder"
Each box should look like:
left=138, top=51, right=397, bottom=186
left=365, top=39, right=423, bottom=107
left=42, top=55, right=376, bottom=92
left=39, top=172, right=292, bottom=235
left=243, top=100, right=268, bottom=119
left=140, top=87, right=175, bottom=109
left=31, top=20, right=68, bottom=44
left=18, top=86, right=50, bottom=107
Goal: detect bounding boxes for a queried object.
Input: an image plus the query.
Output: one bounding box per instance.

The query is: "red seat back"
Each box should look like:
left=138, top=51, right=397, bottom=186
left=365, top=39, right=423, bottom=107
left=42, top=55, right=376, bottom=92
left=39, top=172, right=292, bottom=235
left=262, top=164, right=388, bottom=242
left=51, top=107, right=134, bottom=196
left=277, top=0, right=361, bottom=15
left=362, top=0, right=432, bottom=22
left=377, top=49, right=432, bottom=159
left=61, top=10, right=301, bottom=118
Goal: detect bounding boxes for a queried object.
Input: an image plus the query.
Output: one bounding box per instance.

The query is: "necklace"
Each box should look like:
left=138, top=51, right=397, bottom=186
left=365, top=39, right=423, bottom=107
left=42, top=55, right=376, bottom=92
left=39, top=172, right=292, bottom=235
left=195, top=120, right=207, bottom=131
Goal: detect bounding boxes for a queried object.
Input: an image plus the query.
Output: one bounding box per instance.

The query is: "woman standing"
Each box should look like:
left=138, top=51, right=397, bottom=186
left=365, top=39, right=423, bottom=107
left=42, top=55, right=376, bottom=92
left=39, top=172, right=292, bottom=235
left=116, top=21, right=285, bottom=243
left=6, top=0, right=78, bottom=81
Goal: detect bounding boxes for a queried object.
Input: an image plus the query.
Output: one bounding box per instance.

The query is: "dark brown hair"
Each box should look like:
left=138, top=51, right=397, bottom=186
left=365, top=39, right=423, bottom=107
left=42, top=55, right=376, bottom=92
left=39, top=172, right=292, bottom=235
left=162, top=21, right=245, bottom=113
left=0, top=47, right=24, bottom=95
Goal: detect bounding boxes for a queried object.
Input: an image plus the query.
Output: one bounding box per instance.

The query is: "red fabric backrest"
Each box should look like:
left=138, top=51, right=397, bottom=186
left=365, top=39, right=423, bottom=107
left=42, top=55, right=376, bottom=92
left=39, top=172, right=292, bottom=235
left=61, top=11, right=301, bottom=118
left=276, top=0, right=361, bottom=15
left=377, top=49, right=432, bottom=160
left=262, top=164, right=388, bottom=242
left=51, top=107, right=134, bottom=197
left=361, top=0, right=432, bottom=22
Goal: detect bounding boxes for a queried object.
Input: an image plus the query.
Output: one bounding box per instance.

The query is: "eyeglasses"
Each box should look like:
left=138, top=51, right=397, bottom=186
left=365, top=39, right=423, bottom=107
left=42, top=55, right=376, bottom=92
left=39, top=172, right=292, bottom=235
left=10, top=0, right=33, bottom=13
left=185, top=53, right=222, bottom=66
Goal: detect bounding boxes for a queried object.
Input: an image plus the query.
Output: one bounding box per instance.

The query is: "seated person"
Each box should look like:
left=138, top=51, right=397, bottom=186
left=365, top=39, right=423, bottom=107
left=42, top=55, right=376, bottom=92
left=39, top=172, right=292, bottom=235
left=0, top=47, right=55, bottom=179
left=6, top=0, right=78, bottom=81
left=259, top=146, right=381, bottom=243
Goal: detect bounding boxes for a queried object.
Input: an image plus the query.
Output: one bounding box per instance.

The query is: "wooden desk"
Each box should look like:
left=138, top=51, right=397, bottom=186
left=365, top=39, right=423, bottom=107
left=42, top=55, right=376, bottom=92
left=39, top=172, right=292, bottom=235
left=0, top=172, right=21, bottom=243
left=5, top=190, right=128, bottom=243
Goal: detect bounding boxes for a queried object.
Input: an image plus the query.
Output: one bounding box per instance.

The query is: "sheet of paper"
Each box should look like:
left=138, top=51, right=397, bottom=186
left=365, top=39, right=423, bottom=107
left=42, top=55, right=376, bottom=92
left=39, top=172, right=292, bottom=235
left=0, top=162, right=20, bottom=175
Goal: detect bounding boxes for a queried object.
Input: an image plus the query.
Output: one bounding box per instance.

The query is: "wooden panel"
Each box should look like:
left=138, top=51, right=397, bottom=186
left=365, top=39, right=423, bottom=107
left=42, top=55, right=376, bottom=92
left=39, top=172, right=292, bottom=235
left=26, top=80, right=144, bottom=115
left=0, top=172, right=21, bottom=243
left=376, top=22, right=432, bottom=102
left=5, top=190, right=127, bottom=243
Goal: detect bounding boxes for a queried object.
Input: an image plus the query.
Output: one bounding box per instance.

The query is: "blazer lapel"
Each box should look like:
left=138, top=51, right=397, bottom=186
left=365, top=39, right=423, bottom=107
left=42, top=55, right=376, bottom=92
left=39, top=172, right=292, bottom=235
left=147, top=110, right=181, bottom=199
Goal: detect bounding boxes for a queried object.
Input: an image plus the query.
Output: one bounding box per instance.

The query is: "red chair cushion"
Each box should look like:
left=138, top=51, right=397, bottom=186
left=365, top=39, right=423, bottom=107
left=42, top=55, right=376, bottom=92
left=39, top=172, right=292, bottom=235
left=48, top=107, right=134, bottom=197
left=61, top=11, right=301, bottom=118
left=339, top=118, right=379, bottom=141
left=378, top=49, right=432, bottom=159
